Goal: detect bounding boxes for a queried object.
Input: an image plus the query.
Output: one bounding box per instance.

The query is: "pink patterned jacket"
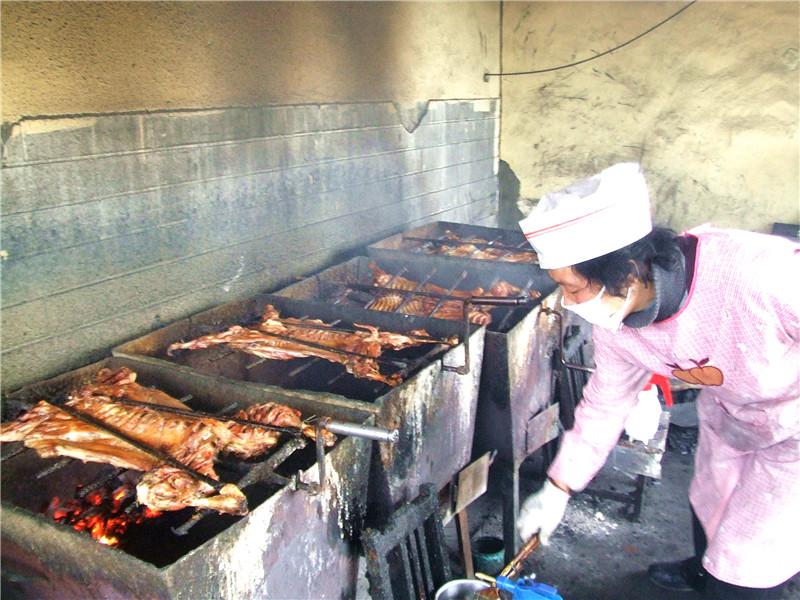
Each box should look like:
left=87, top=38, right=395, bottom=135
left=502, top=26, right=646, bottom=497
left=548, top=226, right=800, bottom=587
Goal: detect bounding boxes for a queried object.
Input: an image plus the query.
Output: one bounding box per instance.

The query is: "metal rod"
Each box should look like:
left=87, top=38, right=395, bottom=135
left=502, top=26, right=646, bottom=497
left=341, top=282, right=476, bottom=302
left=459, top=233, right=511, bottom=262
left=207, top=349, right=236, bottom=363
left=325, top=420, right=399, bottom=443
left=315, top=419, right=328, bottom=491
left=173, top=436, right=310, bottom=536
left=35, top=458, right=72, bottom=479
left=442, top=295, right=536, bottom=374
left=255, top=318, right=447, bottom=345
left=45, top=400, right=223, bottom=490
left=109, top=396, right=398, bottom=443
left=540, top=307, right=596, bottom=374
left=324, top=371, right=348, bottom=387
left=426, top=271, right=469, bottom=317
left=495, top=277, right=536, bottom=332
left=77, top=467, right=128, bottom=498
left=1, top=445, right=28, bottom=462
left=286, top=357, right=322, bottom=378
left=363, top=266, right=410, bottom=312
left=402, top=235, right=536, bottom=254
left=393, top=268, right=437, bottom=314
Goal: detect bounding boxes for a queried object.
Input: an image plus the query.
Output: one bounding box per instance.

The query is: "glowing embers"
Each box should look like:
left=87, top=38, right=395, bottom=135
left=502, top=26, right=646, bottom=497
left=46, top=482, right=161, bottom=547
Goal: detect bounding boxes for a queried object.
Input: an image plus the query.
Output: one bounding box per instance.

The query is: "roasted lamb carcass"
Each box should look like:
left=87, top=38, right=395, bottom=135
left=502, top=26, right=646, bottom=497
left=413, top=230, right=539, bottom=264
left=367, top=263, right=540, bottom=324
left=167, top=304, right=448, bottom=387
left=0, top=368, right=330, bottom=515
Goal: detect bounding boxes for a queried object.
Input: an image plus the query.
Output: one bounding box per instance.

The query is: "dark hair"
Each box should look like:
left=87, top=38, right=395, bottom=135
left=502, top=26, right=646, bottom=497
left=572, top=226, right=683, bottom=297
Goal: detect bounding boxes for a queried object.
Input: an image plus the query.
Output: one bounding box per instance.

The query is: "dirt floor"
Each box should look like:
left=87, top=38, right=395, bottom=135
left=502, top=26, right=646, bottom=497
left=445, top=439, right=800, bottom=600
left=356, top=402, right=799, bottom=599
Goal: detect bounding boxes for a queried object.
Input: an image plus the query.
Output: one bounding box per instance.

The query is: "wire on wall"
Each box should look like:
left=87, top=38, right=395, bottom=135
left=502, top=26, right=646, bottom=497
left=484, top=0, right=697, bottom=80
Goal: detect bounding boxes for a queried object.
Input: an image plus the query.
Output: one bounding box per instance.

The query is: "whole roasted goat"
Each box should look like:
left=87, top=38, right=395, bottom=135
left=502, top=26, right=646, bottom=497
left=0, top=367, right=333, bottom=515
left=368, top=263, right=541, bottom=325
left=167, top=304, right=452, bottom=386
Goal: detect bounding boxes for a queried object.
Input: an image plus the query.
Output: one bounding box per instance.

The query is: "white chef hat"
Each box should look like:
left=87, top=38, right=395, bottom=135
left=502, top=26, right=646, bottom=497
left=519, top=162, right=652, bottom=269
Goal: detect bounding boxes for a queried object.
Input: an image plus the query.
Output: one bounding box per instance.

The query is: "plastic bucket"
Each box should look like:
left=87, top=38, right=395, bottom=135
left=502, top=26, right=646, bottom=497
left=472, top=535, right=505, bottom=576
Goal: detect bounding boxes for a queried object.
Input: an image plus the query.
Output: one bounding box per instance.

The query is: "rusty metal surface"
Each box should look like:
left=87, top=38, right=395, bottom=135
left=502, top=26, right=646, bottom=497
left=2, top=357, right=371, bottom=599
left=472, top=296, right=563, bottom=465
left=277, top=255, right=561, bottom=466
left=112, top=293, right=485, bottom=529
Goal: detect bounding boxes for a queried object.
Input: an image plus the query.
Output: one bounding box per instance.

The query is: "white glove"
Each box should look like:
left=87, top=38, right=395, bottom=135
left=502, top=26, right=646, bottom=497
left=624, top=385, right=662, bottom=444
left=516, top=480, right=570, bottom=546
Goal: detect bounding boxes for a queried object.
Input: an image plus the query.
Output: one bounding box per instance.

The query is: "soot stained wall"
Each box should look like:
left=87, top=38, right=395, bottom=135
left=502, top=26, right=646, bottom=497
left=1, top=100, right=499, bottom=390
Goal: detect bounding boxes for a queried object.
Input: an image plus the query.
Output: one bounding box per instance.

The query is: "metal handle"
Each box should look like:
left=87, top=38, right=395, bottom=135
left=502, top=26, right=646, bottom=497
left=325, top=420, right=398, bottom=443
left=443, top=296, right=536, bottom=375
left=540, top=306, right=595, bottom=374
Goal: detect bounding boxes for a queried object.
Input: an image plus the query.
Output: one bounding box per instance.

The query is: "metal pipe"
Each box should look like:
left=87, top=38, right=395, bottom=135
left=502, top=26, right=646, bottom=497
left=426, top=270, right=469, bottom=317
left=325, top=420, right=399, bottom=443
left=539, top=307, right=595, bottom=374
left=315, top=419, right=328, bottom=492
left=442, top=295, right=536, bottom=375
left=393, top=268, right=437, bottom=313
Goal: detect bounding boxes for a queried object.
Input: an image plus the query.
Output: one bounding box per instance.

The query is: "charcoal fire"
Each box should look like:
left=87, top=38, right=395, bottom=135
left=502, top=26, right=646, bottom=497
left=46, top=482, right=161, bottom=547
left=166, top=303, right=453, bottom=386
left=0, top=367, right=332, bottom=515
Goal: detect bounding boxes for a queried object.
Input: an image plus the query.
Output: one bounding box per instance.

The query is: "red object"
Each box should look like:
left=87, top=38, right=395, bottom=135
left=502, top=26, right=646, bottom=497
left=644, top=374, right=673, bottom=407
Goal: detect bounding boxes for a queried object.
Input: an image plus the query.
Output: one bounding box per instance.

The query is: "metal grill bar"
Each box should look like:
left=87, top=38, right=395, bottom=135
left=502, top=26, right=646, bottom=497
left=392, top=268, right=437, bottom=314
left=172, top=436, right=310, bottom=536
left=495, top=277, right=536, bottom=332
left=1, top=445, right=27, bottom=462
left=342, top=282, right=476, bottom=302
left=362, top=266, right=411, bottom=310
left=35, top=458, right=72, bottom=479
left=426, top=271, right=469, bottom=317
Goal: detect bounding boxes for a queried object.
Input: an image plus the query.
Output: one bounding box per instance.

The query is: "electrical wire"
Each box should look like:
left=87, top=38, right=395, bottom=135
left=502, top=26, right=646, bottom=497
left=484, top=0, right=697, bottom=79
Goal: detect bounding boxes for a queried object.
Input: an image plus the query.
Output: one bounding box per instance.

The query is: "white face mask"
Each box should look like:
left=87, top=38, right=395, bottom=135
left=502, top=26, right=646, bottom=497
left=561, top=286, right=634, bottom=331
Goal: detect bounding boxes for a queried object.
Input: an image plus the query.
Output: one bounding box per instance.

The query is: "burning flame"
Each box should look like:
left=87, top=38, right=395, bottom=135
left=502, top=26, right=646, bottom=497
left=47, top=483, right=161, bottom=547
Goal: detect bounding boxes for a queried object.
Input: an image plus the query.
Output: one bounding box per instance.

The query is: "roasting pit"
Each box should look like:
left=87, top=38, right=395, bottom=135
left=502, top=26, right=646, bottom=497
left=367, top=221, right=539, bottom=272
left=1, top=357, right=373, bottom=599
left=113, top=293, right=485, bottom=526
left=365, top=222, right=571, bottom=561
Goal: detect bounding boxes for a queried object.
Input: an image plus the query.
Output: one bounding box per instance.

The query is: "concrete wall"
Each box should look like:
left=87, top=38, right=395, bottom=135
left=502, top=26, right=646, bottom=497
left=0, top=2, right=501, bottom=391
left=501, top=1, right=799, bottom=233
left=2, top=1, right=499, bottom=119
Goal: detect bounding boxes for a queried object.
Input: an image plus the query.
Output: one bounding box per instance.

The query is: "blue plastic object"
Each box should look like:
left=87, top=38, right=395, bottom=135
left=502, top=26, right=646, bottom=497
left=495, top=575, right=563, bottom=600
